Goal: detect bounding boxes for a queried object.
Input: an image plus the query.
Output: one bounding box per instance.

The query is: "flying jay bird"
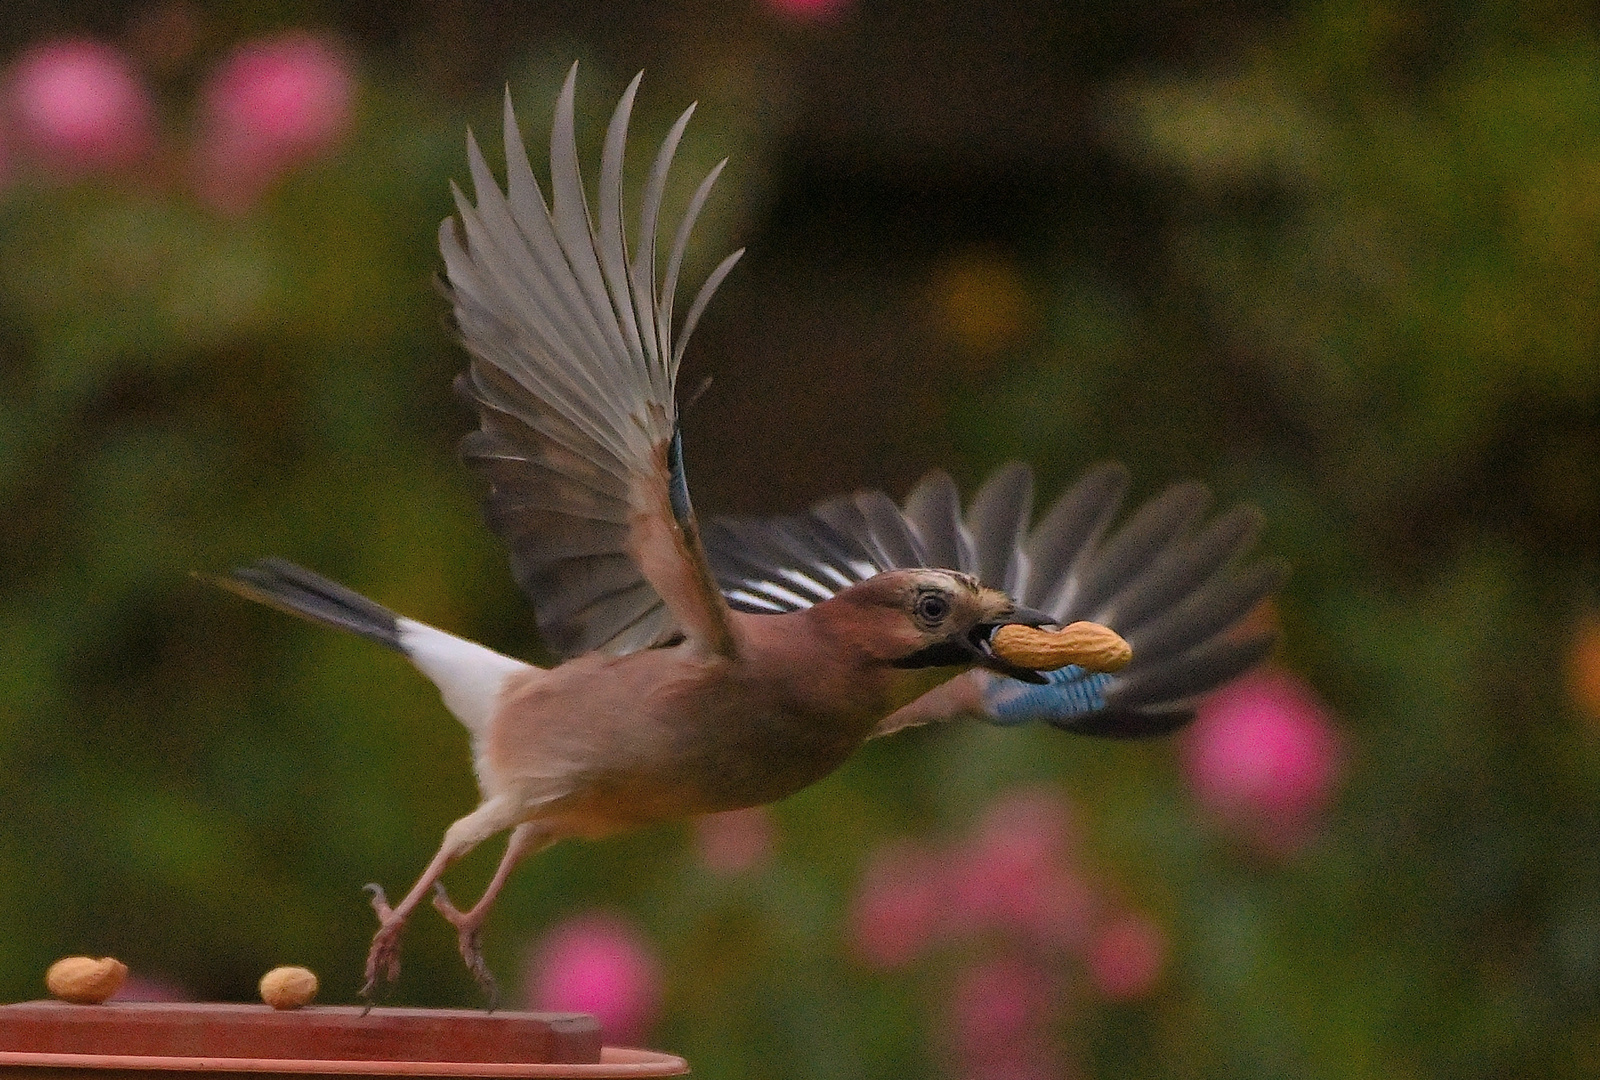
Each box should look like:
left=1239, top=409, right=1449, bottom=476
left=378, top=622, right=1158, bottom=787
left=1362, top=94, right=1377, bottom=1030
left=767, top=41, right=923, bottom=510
left=217, top=66, right=1283, bottom=1002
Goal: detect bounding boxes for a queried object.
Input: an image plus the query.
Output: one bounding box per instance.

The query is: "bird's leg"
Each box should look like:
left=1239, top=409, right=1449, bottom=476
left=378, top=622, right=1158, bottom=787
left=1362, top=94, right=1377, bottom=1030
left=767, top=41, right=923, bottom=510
left=360, top=798, right=515, bottom=1005
left=432, top=821, right=551, bottom=1008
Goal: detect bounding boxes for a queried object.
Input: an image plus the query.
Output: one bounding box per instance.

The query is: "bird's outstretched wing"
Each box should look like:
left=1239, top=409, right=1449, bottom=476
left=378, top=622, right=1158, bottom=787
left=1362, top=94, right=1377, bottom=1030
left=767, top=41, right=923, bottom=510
left=443, top=66, right=743, bottom=659
left=704, top=463, right=1287, bottom=738
left=705, top=491, right=932, bottom=614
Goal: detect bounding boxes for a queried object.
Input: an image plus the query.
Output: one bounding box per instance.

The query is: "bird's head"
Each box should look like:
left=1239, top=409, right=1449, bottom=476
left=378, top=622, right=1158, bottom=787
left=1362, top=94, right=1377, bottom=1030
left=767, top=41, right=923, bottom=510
left=820, top=568, right=1054, bottom=686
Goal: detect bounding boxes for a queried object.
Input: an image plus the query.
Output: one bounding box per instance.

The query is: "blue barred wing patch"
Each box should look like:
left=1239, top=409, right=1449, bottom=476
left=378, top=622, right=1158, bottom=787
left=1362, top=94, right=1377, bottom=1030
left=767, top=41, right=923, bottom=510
left=982, top=664, right=1113, bottom=727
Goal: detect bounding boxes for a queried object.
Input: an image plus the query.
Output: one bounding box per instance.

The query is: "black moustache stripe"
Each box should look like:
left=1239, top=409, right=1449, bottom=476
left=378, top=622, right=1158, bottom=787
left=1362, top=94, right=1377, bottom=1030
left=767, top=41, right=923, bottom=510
left=890, top=640, right=975, bottom=669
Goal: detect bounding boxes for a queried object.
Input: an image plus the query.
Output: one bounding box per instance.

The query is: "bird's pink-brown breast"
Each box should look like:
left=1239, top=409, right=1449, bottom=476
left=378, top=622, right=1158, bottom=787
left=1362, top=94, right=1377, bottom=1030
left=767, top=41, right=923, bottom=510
left=479, top=607, right=915, bottom=833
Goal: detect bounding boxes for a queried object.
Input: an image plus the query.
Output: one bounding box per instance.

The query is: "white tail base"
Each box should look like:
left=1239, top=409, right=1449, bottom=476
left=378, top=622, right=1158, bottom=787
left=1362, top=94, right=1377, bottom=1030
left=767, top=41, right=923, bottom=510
left=397, top=618, right=533, bottom=738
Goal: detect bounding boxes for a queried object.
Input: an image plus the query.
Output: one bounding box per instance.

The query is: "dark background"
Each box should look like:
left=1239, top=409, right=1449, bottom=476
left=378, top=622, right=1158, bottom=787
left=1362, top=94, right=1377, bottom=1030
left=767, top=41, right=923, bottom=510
left=2, top=2, right=1599, bottom=1077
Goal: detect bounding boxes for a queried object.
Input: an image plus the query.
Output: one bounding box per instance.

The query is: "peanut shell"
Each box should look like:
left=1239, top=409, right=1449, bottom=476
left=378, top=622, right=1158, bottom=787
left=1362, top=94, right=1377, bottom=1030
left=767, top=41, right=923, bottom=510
left=259, top=965, right=319, bottom=1010
left=993, top=621, right=1132, bottom=673
left=46, top=956, right=127, bottom=1004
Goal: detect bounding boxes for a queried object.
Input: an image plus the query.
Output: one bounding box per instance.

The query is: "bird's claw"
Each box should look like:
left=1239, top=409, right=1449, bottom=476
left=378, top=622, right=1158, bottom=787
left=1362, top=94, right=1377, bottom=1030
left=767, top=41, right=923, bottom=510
left=360, top=925, right=403, bottom=1010
left=364, top=882, right=394, bottom=920
left=431, top=882, right=499, bottom=1010
left=360, top=884, right=404, bottom=1011
left=462, top=933, right=500, bottom=1012
left=430, top=880, right=462, bottom=920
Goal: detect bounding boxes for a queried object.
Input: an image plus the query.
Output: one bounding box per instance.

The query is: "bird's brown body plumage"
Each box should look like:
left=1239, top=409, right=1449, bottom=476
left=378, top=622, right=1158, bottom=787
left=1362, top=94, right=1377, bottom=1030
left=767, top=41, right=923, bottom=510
left=482, top=573, right=1014, bottom=839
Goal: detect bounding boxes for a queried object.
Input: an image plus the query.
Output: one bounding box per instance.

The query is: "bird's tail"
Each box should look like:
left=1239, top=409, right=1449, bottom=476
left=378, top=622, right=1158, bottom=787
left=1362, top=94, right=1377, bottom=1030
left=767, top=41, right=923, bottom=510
left=208, top=558, right=534, bottom=740
left=208, top=558, right=404, bottom=650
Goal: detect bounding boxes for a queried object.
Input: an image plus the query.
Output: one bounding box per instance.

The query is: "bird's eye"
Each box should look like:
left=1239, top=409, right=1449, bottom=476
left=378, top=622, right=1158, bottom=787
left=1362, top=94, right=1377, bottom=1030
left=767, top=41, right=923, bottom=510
left=914, top=591, right=951, bottom=625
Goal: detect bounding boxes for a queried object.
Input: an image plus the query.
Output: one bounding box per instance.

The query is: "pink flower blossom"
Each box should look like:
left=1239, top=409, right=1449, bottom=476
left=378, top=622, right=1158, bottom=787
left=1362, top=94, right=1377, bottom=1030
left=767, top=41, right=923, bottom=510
left=695, top=806, right=775, bottom=875
left=193, top=33, right=353, bottom=211
left=849, top=839, right=944, bottom=968
left=947, top=789, right=1092, bottom=949
left=971, top=788, right=1076, bottom=868
left=1182, top=668, right=1343, bottom=852
left=523, top=912, right=662, bottom=1045
left=8, top=40, right=154, bottom=174
left=945, top=954, right=1062, bottom=1080
left=1084, top=911, right=1166, bottom=1001
left=763, top=0, right=854, bottom=20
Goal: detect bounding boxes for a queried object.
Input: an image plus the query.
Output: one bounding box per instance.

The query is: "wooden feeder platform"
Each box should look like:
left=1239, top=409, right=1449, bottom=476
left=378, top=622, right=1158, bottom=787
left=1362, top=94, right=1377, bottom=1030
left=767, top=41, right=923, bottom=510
left=0, top=1002, right=687, bottom=1078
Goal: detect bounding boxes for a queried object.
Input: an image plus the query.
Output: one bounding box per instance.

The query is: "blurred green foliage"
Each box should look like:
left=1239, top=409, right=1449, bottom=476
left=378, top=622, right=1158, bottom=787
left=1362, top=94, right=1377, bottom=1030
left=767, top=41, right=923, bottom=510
left=2, top=2, right=1600, bottom=1078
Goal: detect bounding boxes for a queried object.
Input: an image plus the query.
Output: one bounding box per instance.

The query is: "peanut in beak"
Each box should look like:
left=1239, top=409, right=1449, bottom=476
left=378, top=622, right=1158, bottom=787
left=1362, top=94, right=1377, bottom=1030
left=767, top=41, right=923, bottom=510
left=992, top=621, right=1132, bottom=674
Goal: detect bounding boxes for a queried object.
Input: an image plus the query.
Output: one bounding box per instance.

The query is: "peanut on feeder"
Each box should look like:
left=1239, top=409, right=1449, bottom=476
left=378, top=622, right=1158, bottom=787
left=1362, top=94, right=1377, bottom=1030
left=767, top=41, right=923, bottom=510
left=259, top=965, right=319, bottom=1009
left=46, top=956, right=127, bottom=1004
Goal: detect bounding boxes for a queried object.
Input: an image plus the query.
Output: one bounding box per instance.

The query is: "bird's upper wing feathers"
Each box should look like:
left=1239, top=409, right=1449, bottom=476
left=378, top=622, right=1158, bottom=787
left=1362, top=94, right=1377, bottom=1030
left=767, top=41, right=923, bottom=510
left=705, top=489, right=939, bottom=614
left=443, top=66, right=743, bottom=658
left=703, top=463, right=1287, bottom=738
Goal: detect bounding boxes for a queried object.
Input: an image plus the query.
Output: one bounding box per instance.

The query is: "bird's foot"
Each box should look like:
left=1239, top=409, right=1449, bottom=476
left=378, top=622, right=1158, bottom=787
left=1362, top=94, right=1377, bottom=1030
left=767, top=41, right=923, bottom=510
left=361, top=883, right=405, bottom=1009
left=432, top=881, right=499, bottom=1010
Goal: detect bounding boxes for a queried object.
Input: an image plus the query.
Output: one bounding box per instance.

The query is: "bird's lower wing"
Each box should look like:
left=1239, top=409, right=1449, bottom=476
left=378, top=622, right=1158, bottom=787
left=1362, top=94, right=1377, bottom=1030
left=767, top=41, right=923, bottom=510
left=1016, top=466, right=1286, bottom=736
left=444, top=66, right=742, bottom=658
left=705, top=463, right=1285, bottom=738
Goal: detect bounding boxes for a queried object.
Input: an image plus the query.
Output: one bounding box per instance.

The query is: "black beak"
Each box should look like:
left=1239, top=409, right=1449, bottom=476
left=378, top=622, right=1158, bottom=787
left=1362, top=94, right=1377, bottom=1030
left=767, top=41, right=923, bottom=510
left=1004, top=605, right=1056, bottom=628
left=966, top=606, right=1058, bottom=685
